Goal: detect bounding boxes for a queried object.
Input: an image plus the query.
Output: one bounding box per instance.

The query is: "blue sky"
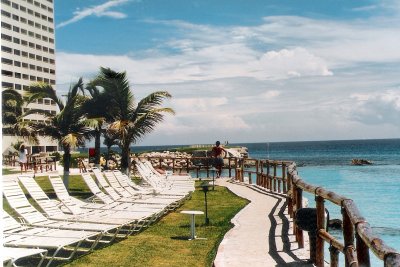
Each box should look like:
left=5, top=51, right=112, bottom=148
left=54, top=0, right=400, bottom=145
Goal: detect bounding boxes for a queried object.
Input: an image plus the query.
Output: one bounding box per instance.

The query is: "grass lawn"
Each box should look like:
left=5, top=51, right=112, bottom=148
left=3, top=174, right=249, bottom=267
left=2, top=168, right=21, bottom=175
left=66, top=182, right=248, bottom=267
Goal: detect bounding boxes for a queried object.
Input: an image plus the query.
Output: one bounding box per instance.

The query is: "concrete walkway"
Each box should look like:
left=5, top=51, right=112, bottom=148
left=214, top=178, right=313, bottom=267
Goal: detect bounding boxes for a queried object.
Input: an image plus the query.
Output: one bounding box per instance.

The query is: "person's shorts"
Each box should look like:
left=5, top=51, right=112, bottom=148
left=214, top=157, right=224, bottom=166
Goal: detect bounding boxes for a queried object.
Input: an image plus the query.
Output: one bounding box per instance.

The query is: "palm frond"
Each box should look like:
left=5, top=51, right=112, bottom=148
left=26, top=82, right=64, bottom=109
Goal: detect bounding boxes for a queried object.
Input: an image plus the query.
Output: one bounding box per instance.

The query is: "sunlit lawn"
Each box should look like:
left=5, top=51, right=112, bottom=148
left=66, top=182, right=248, bottom=267
left=3, top=174, right=248, bottom=267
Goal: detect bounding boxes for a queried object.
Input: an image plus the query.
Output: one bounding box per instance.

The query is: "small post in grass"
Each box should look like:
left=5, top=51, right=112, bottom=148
left=201, top=182, right=210, bottom=225
left=210, top=167, right=216, bottom=190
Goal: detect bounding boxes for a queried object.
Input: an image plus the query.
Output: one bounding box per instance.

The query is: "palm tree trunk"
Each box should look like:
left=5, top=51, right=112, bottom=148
left=95, top=129, right=101, bottom=168
left=63, top=148, right=71, bottom=190
left=120, top=143, right=130, bottom=175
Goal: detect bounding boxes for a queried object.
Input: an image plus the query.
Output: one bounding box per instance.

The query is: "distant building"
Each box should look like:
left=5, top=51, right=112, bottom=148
left=1, top=0, right=58, bottom=153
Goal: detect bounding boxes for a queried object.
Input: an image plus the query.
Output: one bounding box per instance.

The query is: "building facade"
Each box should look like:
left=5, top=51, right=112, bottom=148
left=1, top=0, right=58, bottom=153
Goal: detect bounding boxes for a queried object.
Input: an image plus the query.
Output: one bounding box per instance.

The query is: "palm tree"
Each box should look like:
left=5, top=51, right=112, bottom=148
left=93, top=67, right=175, bottom=174
left=25, top=80, right=90, bottom=189
left=2, top=89, right=38, bottom=144
left=103, top=130, right=119, bottom=169
left=81, top=82, right=109, bottom=168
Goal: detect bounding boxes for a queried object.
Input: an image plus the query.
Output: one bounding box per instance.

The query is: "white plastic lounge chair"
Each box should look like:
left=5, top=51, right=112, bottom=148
left=88, top=170, right=183, bottom=208
left=3, top=247, right=47, bottom=267
left=48, top=174, right=163, bottom=227
left=105, top=169, right=187, bottom=201
left=3, top=210, right=101, bottom=267
left=3, top=180, right=126, bottom=244
left=17, top=175, right=133, bottom=239
left=136, top=163, right=194, bottom=195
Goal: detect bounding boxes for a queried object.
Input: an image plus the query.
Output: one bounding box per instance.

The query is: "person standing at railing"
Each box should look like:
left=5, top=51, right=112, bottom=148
left=18, top=144, right=28, bottom=174
left=212, top=141, right=227, bottom=178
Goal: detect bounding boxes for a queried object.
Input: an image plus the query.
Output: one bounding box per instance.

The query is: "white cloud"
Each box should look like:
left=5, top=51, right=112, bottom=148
left=57, top=0, right=131, bottom=28
left=350, top=90, right=400, bottom=125
left=56, top=14, right=400, bottom=144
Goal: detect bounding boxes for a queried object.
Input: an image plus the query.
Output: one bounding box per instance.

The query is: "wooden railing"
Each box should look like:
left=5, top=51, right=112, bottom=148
left=138, top=156, right=400, bottom=267
left=237, top=159, right=400, bottom=267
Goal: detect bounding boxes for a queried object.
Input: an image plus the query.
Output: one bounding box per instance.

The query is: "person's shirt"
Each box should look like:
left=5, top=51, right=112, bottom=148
left=19, top=149, right=27, bottom=162
left=212, top=146, right=224, bottom=158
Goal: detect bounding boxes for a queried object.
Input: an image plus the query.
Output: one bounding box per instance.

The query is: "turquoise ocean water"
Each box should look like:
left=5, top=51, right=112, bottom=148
left=236, top=139, right=400, bottom=265
left=132, top=139, right=399, bottom=265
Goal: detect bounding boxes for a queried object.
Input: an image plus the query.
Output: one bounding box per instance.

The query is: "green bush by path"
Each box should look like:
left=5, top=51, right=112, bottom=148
left=66, top=183, right=249, bottom=267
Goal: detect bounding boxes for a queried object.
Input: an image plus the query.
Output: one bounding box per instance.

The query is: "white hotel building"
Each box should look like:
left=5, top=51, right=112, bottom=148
left=1, top=0, right=58, bottom=153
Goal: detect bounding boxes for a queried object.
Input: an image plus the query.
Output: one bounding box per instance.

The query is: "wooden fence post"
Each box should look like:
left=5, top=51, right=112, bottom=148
left=282, top=163, right=287, bottom=193
left=316, top=195, right=325, bottom=267
left=342, top=202, right=355, bottom=267
left=273, top=162, right=277, bottom=192
left=296, top=187, right=304, bottom=248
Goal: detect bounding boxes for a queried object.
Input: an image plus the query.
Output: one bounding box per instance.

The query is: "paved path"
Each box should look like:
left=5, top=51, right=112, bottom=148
left=214, top=179, right=313, bottom=267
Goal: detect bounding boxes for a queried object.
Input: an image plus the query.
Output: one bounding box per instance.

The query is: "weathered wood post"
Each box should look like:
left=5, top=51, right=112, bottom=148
left=287, top=172, right=293, bottom=218
left=342, top=201, right=356, bottom=267
left=266, top=161, right=271, bottom=190
left=296, top=186, right=304, bottom=248
left=273, top=162, right=277, bottom=192
left=356, top=229, right=370, bottom=267
left=315, top=194, right=325, bottom=267
left=228, top=157, right=232, bottom=178
left=186, top=158, right=190, bottom=173
left=282, top=163, right=287, bottom=193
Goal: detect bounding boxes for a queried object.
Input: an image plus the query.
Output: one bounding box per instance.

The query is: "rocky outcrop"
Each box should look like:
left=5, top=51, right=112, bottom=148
left=351, top=159, right=373, bottom=165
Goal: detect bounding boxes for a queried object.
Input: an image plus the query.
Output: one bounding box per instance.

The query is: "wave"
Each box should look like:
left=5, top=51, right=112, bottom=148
left=372, top=227, right=400, bottom=236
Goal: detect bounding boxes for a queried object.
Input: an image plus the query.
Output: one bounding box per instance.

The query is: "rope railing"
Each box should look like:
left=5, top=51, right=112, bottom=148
left=137, top=155, right=400, bottom=267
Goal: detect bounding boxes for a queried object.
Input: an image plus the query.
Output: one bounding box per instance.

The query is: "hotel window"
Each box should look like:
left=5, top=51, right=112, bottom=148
left=28, top=8, right=33, bottom=15
left=13, top=37, right=20, bottom=44
left=42, top=25, right=47, bottom=31
left=21, top=51, right=28, bottom=57
left=44, top=99, right=50, bottom=105
left=14, top=61, right=21, bottom=67
left=30, top=75, right=36, bottom=81
left=1, top=10, right=11, bottom=18
left=14, top=49, right=21, bottom=56
left=38, top=99, right=43, bottom=104
left=36, top=55, right=42, bottom=61
left=43, top=67, right=49, bottom=73
left=48, top=27, right=54, bottom=33
left=22, top=62, right=28, bottom=68
left=35, top=33, right=41, bottom=40
left=20, top=18, right=27, bottom=24
left=2, top=82, right=14, bottom=88
left=1, top=0, right=11, bottom=6
left=37, top=66, right=42, bottom=71
left=2, top=70, right=13, bottom=77
left=22, top=74, right=29, bottom=79
left=12, top=14, right=19, bottom=21
left=29, top=53, right=35, bottom=59
left=12, top=2, right=18, bottom=9
left=28, top=20, right=34, bottom=26
left=43, top=46, right=48, bottom=52
left=21, top=40, right=28, bottom=46
left=2, top=58, right=13, bottom=65
left=29, top=64, right=35, bottom=69
left=13, top=26, right=20, bottom=32
left=23, top=85, right=29, bottom=90
left=15, top=84, right=22, bottom=90
left=34, top=1, right=40, bottom=7
left=1, top=34, right=12, bottom=41
left=50, top=80, right=55, bottom=85
left=49, top=59, right=55, bottom=64
left=37, top=77, right=43, bottom=82
left=35, top=23, right=41, bottom=29
left=20, top=6, right=26, bottom=12
left=44, top=78, right=49, bottom=83
left=36, top=44, right=42, bottom=50
left=43, top=57, right=48, bottom=63
left=1, top=22, right=12, bottom=30
left=28, top=31, right=34, bottom=37
left=15, top=72, right=22, bottom=78
left=28, top=0, right=33, bottom=4
left=49, top=69, right=55, bottom=74
left=21, top=29, right=27, bottom=34
left=49, top=48, right=54, bottom=54
left=35, top=12, right=40, bottom=18
left=49, top=38, right=54, bottom=44
left=1, top=46, right=12, bottom=53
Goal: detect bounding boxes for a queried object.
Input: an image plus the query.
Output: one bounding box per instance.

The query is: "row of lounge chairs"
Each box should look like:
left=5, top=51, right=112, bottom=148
left=3, top=160, right=195, bottom=267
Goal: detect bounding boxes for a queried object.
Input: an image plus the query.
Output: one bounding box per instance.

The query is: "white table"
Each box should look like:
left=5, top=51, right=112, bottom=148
left=180, top=210, right=204, bottom=240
